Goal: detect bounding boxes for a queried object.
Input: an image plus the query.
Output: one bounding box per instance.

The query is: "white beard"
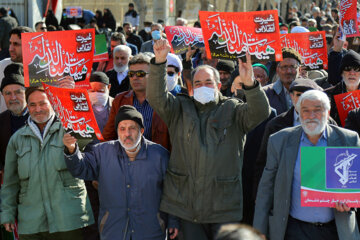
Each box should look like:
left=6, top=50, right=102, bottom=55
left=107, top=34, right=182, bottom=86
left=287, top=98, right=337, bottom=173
left=114, top=64, right=128, bottom=73
left=300, top=114, right=327, bottom=137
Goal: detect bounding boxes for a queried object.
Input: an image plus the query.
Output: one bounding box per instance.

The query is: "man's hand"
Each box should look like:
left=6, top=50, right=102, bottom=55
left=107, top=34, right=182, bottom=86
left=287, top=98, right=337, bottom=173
left=169, top=228, right=179, bottom=239
left=333, top=28, right=345, bottom=52
left=234, top=52, right=254, bottom=88
left=153, top=39, right=171, bottom=64
left=186, top=46, right=197, bottom=61
left=57, top=75, right=75, bottom=89
left=335, top=201, right=350, bottom=212
left=63, top=133, right=77, bottom=154
left=3, top=223, right=15, bottom=232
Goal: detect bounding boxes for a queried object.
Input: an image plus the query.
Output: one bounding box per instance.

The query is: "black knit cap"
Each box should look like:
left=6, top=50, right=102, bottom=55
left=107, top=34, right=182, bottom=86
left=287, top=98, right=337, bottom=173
left=216, top=60, right=235, bottom=74
left=90, top=71, right=109, bottom=85
left=289, top=77, right=323, bottom=93
left=0, top=63, right=24, bottom=92
left=340, top=50, right=360, bottom=73
left=114, top=105, right=144, bottom=131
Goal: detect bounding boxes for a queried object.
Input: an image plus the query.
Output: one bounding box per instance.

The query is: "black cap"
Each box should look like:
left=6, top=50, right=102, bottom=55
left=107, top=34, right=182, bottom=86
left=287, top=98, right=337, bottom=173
left=90, top=72, right=109, bottom=85
left=289, top=77, right=323, bottom=93
left=129, top=3, right=134, bottom=7
left=340, top=50, right=360, bottom=73
left=0, top=63, right=24, bottom=92
left=114, top=105, right=144, bottom=131
left=216, top=60, right=235, bottom=73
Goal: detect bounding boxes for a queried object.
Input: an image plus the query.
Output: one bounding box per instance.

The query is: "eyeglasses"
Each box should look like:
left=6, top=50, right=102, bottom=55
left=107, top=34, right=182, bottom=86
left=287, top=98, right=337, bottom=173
left=40, top=27, right=47, bottom=30
left=128, top=70, right=149, bottom=78
left=167, top=71, right=175, bottom=76
left=278, top=64, right=299, bottom=71
left=343, top=66, right=360, bottom=72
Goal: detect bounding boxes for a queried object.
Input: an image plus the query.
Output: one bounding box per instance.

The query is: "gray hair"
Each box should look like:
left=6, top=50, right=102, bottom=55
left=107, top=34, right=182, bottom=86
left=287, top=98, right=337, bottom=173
left=151, top=23, right=163, bottom=31
left=191, top=65, right=220, bottom=85
left=296, top=90, right=330, bottom=112
left=176, top=17, right=188, bottom=25
left=128, top=53, right=151, bottom=66
left=216, top=224, right=264, bottom=240
left=113, top=45, right=132, bottom=57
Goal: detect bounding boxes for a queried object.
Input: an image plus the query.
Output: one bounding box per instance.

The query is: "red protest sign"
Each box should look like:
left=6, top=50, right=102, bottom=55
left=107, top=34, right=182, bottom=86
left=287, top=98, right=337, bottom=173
left=340, top=0, right=360, bottom=37
left=281, top=31, right=328, bottom=70
left=22, top=29, right=95, bottom=88
left=334, top=90, right=360, bottom=126
left=165, top=26, right=204, bottom=55
left=199, top=10, right=283, bottom=61
left=43, top=83, right=104, bottom=141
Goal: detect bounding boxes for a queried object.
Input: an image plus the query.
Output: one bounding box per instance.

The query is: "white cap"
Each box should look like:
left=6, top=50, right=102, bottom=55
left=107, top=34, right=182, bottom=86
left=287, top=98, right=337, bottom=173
left=291, top=26, right=310, bottom=33
left=166, top=53, right=183, bottom=73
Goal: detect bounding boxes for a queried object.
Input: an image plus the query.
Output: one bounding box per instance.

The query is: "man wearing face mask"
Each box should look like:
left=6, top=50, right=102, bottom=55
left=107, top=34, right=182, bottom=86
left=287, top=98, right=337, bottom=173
left=147, top=39, right=270, bottom=239
left=166, top=53, right=187, bottom=95
left=63, top=105, right=179, bottom=240
left=138, top=21, right=153, bottom=42
left=106, top=45, right=132, bottom=98
left=140, top=23, right=163, bottom=53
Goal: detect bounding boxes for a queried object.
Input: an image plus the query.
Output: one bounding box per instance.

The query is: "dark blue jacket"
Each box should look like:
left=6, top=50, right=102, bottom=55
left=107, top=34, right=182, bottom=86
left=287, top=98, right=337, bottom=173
left=64, top=137, right=178, bottom=240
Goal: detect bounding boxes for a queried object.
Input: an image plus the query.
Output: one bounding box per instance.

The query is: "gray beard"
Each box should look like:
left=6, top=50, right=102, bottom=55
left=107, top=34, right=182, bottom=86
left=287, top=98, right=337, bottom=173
left=114, top=64, right=128, bottom=73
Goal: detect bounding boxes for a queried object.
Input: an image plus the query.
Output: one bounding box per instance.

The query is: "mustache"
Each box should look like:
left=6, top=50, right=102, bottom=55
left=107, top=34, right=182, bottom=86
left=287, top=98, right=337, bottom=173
left=303, top=118, right=321, bottom=124
left=9, top=100, right=20, bottom=104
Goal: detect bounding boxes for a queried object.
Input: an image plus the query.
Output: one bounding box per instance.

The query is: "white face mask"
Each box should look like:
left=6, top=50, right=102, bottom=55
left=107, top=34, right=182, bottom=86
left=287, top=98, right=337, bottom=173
left=114, top=64, right=128, bottom=73
left=193, top=86, right=216, bottom=104
left=145, top=27, right=151, bottom=33
left=166, top=75, right=178, bottom=91
left=89, top=92, right=109, bottom=108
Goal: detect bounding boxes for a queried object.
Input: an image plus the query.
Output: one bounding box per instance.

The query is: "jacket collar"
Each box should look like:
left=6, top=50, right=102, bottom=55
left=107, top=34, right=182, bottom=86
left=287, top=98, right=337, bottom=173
left=273, top=79, right=284, bottom=95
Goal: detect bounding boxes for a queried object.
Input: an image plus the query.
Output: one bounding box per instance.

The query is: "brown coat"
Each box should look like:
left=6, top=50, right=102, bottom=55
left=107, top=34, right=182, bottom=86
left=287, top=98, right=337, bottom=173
left=102, top=90, right=171, bottom=150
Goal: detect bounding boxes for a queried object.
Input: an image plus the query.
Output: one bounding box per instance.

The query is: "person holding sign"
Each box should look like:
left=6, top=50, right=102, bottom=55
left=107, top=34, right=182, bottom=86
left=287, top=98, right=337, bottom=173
left=147, top=39, right=270, bottom=239
left=63, top=105, right=179, bottom=240
left=254, top=90, right=359, bottom=240
left=1, top=86, right=94, bottom=239
left=325, top=50, right=360, bottom=126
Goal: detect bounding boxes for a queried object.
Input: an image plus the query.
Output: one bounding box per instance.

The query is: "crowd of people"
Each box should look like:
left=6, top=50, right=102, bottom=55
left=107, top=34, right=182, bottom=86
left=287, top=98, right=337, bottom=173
left=0, top=1, right=360, bottom=240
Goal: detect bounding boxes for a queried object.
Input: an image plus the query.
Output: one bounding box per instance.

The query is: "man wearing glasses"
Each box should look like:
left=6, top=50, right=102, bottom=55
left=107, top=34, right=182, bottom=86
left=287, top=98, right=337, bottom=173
left=34, top=21, right=47, bottom=32
left=325, top=50, right=360, bottom=126
left=263, top=47, right=302, bottom=114
left=102, top=53, right=170, bottom=150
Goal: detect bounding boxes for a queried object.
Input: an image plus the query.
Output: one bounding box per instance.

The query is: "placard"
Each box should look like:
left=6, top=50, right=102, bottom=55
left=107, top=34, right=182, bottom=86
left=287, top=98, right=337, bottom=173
left=165, top=26, right=204, bottom=55
left=334, top=90, right=360, bottom=126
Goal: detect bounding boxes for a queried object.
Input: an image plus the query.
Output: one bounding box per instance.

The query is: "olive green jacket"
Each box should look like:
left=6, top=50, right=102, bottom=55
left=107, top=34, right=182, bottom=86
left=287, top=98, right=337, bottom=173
left=1, top=119, right=94, bottom=234
left=146, top=59, right=271, bottom=223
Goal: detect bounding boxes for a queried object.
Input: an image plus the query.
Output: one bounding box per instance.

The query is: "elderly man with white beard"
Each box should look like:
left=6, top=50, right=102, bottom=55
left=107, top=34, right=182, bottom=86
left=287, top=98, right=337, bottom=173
left=253, top=90, right=360, bottom=240
left=106, top=45, right=132, bottom=98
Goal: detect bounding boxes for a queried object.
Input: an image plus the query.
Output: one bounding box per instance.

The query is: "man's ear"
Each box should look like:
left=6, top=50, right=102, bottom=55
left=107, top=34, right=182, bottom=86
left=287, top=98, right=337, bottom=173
left=217, top=82, right=222, bottom=90
left=141, top=128, right=145, bottom=134
left=108, top=84, right=111, bottom=91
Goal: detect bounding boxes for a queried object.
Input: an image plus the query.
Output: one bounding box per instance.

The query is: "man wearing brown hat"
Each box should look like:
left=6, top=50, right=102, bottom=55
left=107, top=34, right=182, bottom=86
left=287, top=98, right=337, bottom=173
left=263, top=47, right=303, bottom=114
left=325, top=49, right=360, bottom=125
left=63, top=105, right=179, bottom=240
left=216, top=60, right=235, bottom=97
left=0, top=63, right=27, bottom=178
left=253, top=78, right=337, bottom=201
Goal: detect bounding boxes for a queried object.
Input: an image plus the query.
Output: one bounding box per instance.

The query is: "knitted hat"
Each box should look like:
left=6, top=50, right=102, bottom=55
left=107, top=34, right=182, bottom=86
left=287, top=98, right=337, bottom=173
left=216, top=60, right=235, bottom=74
left=114, top=105, right=144, bottom=131
left=0, top=63, right=24, bottom=92
left=282, top=47, right=302, bottom=64
left=339, top=50, right=360, bottom=73
left=90, top=72, right=110, bottom=85
left=289, top=77, right=323, bottom=93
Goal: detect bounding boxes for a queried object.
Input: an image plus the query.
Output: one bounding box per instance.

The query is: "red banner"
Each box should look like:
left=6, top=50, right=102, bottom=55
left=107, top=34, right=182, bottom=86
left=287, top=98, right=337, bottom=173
left=199, top=10, right=283, bottom=61
left=165, top=26, right=204, bottom=55
left=334, top=90, right=360, bottom=126
left=22, top=29, right=95, bottom=88
left=281, top=32, right=328, bottom=70
left=43, top=83, right=104, bottom=141
left=340, top=0, right=360, bottom=37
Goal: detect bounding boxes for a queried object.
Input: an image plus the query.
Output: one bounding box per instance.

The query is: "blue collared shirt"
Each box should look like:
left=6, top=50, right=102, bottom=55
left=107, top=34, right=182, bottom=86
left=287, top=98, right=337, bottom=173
left=293, top=110, right=301, bottom=126
left=290, top=129, right=335, bottom=223
left=133, top=95, right=153, bottom=140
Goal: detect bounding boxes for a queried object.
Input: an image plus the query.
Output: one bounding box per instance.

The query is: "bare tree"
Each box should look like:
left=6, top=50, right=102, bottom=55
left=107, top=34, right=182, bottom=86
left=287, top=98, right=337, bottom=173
left=176, top=0, right=187, bottom=17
